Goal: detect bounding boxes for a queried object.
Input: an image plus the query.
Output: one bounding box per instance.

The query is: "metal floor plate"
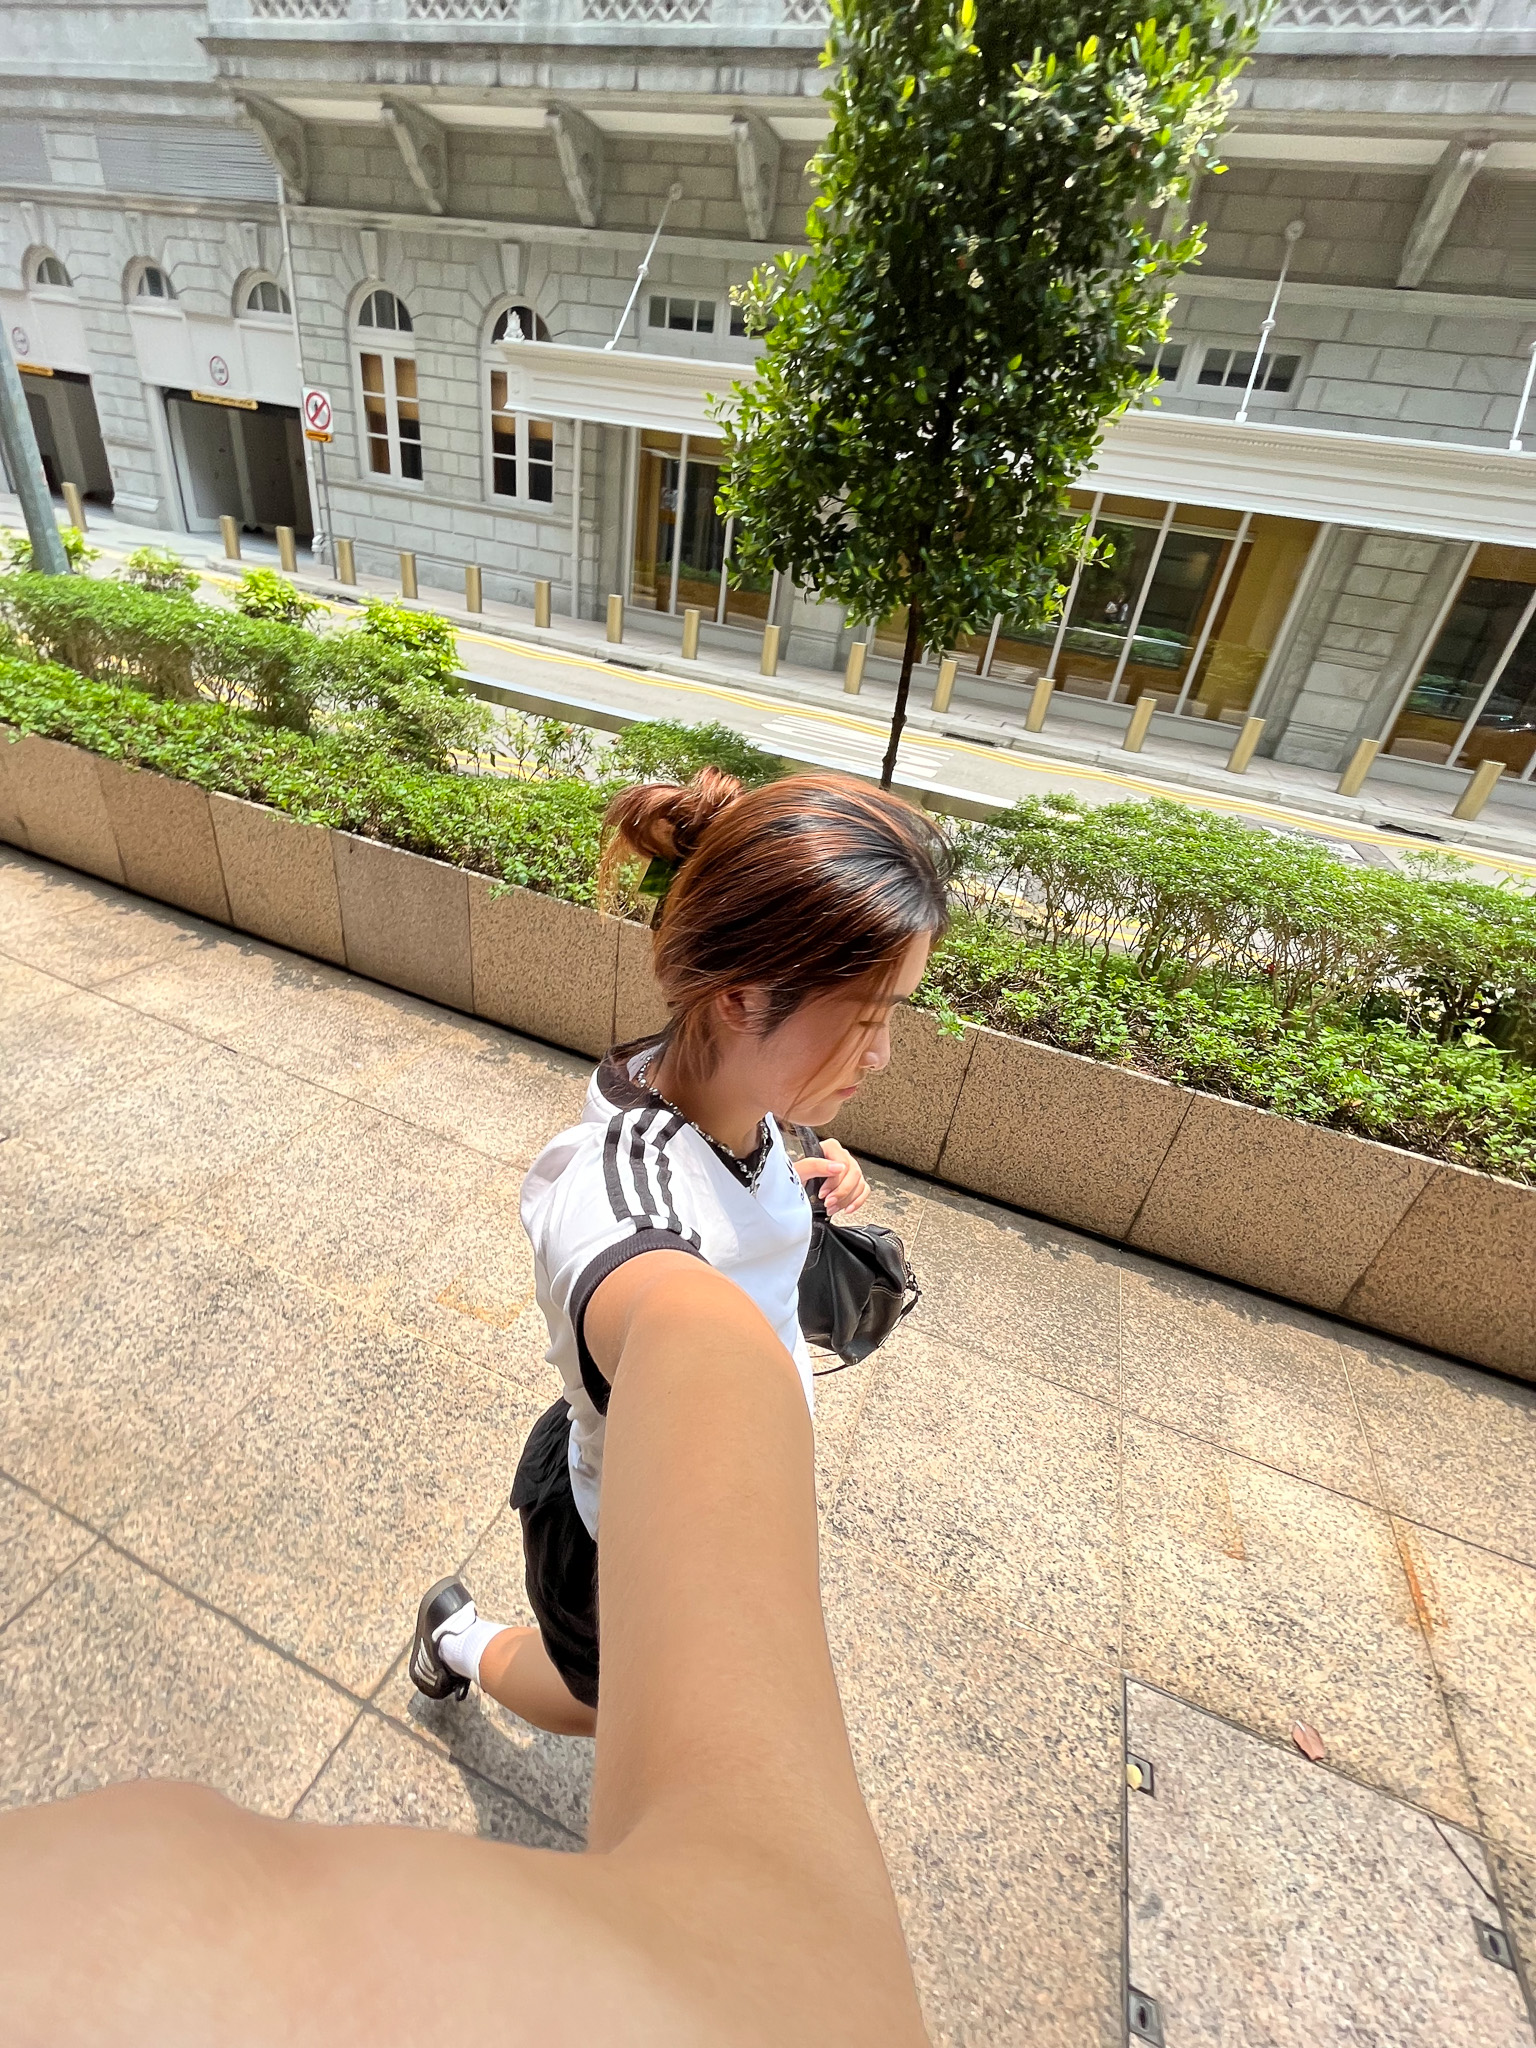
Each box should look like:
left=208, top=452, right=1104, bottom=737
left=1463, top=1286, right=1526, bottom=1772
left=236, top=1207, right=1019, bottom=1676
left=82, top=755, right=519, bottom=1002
left=1126, top=1683, right=1533, bottom=2048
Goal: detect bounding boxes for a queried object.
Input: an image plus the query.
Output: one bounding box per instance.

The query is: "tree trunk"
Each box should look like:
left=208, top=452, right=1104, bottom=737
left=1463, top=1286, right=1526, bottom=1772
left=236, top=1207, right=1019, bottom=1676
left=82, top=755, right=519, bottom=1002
left=878, top=600, right=923, bottom=791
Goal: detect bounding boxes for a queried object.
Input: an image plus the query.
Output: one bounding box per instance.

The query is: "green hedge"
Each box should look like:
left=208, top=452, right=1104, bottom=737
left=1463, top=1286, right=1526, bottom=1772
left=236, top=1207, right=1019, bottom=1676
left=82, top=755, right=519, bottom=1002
left=0, top=654, right=604, bottom=903
left=2, top=650, right=1533, bottom=1183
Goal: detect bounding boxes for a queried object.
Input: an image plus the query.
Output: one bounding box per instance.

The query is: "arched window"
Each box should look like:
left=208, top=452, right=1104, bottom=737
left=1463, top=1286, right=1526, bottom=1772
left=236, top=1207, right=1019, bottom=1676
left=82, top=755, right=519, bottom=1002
left=135, top=264, right=175, bottom=301
left=485, top=303, right=553, bottom=505
left=354, top=289, right=420, bottom=484
left=243, top=278, right=291, bottom=316
left=357, top=287, right=413, bottom=333
left=491, top=304, right=547, bottom=344
left=33, top=254, right=71, bottom=289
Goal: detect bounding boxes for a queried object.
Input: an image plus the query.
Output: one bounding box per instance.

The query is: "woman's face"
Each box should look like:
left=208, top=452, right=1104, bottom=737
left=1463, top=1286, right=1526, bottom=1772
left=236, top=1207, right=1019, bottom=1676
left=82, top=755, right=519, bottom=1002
left=741, top=932, right=934, bottom=1128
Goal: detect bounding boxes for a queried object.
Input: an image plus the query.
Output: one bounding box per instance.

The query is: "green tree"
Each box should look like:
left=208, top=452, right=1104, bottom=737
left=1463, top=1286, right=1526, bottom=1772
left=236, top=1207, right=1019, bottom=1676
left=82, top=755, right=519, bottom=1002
left=716, top=0, right=1254, bottom=787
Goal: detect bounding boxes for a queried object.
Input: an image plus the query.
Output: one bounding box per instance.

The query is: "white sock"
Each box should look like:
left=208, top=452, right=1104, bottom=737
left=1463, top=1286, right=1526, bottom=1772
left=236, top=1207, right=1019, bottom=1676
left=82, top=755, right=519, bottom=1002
left=434, top=1602, right=510, bottom=1687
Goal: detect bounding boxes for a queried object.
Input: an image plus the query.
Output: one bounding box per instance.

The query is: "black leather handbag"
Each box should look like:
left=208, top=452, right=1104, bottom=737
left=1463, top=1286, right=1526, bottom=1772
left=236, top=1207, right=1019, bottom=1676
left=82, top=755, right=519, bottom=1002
left=793, top=1128, right=921, bottom=1372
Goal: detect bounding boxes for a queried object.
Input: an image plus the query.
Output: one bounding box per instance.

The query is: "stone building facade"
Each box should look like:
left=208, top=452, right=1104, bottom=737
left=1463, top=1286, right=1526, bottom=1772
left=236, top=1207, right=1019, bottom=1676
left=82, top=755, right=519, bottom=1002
left=2, top=0, right=1535, bottom=799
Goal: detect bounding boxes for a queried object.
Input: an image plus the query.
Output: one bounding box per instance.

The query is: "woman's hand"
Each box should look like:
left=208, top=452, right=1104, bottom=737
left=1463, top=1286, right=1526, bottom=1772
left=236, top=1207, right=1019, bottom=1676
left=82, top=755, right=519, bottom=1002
left=795, top=1138, right=869, bottom=1218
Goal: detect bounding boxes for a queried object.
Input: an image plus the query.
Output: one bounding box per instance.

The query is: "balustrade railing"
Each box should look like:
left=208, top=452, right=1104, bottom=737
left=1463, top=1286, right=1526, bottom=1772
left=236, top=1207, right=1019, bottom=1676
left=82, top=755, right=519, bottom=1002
left=228, top=0, right=829, bottom=26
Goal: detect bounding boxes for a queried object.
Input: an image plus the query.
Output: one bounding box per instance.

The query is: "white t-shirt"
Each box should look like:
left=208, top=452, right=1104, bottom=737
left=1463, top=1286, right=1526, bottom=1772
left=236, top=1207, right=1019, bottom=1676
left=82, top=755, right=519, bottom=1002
left=519, top=1041, right=815, bottom=1539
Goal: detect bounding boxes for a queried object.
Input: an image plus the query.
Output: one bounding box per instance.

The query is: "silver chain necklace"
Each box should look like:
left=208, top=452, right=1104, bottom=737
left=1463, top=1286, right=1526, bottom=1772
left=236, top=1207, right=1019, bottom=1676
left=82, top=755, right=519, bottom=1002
left=637, top=1049, right=772, bottom=1195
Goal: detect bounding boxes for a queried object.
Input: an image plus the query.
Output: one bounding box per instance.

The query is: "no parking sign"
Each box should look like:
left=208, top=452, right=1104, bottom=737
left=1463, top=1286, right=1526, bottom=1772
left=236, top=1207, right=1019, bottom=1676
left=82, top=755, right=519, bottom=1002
left=302, top=387, right=333, bottom=442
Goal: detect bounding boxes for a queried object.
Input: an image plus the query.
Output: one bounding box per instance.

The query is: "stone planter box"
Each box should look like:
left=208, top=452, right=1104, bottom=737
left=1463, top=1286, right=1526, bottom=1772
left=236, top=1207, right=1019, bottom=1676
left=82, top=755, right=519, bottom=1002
left=1, top=727, right=1530, bottom=1383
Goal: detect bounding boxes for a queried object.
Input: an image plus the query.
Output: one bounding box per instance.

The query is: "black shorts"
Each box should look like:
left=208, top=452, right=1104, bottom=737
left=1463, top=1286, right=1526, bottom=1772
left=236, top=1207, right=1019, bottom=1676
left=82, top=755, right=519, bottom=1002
left=510, top=1399, right=600, bottom=1712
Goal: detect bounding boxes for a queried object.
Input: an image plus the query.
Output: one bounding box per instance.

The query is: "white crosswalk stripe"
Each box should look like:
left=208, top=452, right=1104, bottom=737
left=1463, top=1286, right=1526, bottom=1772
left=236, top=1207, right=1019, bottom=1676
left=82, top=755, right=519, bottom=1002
left=760, top=715, right=948, bottom=780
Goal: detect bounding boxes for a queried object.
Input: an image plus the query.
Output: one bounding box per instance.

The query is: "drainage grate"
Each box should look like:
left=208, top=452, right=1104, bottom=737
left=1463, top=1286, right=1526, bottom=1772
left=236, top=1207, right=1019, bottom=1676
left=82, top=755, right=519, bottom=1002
left=1128, top=1987, right=1166, bottom=2044
left=1474, top=1917, right=1517, bottom=1971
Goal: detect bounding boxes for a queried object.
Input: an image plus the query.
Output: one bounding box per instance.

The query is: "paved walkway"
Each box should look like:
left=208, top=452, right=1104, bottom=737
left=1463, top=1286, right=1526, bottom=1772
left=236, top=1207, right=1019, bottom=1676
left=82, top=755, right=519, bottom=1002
left=2, top=844, right=1535, bottom=2044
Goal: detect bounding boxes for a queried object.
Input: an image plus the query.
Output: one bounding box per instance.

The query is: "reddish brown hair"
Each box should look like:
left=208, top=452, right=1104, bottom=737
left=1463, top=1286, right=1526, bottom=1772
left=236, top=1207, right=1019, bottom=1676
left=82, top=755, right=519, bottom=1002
left=601, top=771, right=950, bottom=1070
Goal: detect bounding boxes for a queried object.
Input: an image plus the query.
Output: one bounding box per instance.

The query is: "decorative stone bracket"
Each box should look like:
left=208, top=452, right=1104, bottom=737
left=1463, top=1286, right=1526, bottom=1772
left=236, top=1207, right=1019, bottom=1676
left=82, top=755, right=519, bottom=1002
left=380, top=95, right=449, bottom=217
left=546, top=103, right=604, bottom=230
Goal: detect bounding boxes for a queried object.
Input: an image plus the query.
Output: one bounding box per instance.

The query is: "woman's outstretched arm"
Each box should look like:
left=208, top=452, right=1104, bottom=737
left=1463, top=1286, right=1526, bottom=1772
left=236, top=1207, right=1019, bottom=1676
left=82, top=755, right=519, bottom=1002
left=0, top=1254, right=928, bottom=2048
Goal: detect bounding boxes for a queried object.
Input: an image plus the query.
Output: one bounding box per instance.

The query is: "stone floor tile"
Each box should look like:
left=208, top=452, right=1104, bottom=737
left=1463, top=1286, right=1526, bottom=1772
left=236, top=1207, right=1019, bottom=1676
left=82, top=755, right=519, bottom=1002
left=0, top=1476, right=95, bottom=1627
left=1123, top=1418, right=1476, bottom=1826
left=811, top=1347, right=879, bottom=1520
left=25, top=1041, right=333, bottom=1230
left=0, top=866, right=194, bottom=984
left=821, top=1530, right=1123, bottom=2048
left=1126, top=1683, right=1533, bottom=2048
left=830, top=1326, right=1122, bottom=1660
left=1490, top=1846, right=1536, bottom=2014
left=896, top=1184, right=1123, bottom=1403
left=0, top=1223, right=350, bottom=1526
left=1120, top=1264, right=1378, bottom=1500
left=370, top=1173, right=542, bottom=1375
left=112, top=1324, right=547, bottom=1697
left=106, top=932, right=453, bottom=1096
left=0, top=952, right=70, bottom=1025
left=293, top=1708, right=576, bottom=1849
left=1344, top=1335, right=1536, bottom=1569
left=373, top=1511, right=594, bottom=1841
left=1399, top=1523, right=1536, bottom=1859
left=353, top=1025, right=590, bottom=1165
left=0, top=1138, right=130, bottom=1324
left=0, top=1544, right=357, bottom=1817
left=195, top=1097, right=497, bottom=1309
left=0, top=985, right=193, bottom=1137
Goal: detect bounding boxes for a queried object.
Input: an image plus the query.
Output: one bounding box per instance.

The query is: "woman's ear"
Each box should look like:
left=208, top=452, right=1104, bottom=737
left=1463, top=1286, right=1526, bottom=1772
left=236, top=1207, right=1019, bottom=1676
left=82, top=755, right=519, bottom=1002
left=715, top=985, right=771, bottom=1038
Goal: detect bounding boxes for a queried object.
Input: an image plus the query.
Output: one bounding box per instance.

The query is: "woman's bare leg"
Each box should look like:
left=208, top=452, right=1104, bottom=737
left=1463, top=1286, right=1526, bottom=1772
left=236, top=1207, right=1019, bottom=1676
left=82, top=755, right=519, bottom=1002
left=475, top=1625, right=598, bottom=1737
left=0, top=1256, right=926, bottom=2048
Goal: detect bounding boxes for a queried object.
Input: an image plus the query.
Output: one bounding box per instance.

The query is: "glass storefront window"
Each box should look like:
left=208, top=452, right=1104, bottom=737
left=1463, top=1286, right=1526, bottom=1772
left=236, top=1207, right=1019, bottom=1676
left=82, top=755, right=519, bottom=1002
left=1387, top=544, right=1536, bottom=776
left=630, top=431, right=771, bottom=625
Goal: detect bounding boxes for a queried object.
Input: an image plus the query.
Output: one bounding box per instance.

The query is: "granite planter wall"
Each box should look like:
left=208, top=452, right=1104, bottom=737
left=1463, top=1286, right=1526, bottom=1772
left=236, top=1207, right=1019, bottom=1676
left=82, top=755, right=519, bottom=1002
left=2, top=726, right=1531, bottom=1384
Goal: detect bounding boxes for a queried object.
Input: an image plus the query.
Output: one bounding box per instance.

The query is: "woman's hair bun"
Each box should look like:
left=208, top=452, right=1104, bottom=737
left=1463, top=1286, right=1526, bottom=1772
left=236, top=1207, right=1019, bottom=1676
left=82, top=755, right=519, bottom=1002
left=600, top=767, right=743, bottom=893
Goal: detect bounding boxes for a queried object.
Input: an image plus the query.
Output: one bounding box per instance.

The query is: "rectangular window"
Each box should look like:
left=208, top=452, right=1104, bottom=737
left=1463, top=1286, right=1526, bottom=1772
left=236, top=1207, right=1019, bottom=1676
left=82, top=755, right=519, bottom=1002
left=489, top=371, right=555, bottom=504
left=1388, top=544, right=1536, bottom=776
left=1198, top=347, right=1301, bottom=394
left=730, top=299, right=748, bottom=338
left=648, top=295, right=715, bottom=335
left=394, top=356, right=422, bottom=482
left=361, top=352, right=391, bottom=476
left=1134, top=342, right=1185, bottom=384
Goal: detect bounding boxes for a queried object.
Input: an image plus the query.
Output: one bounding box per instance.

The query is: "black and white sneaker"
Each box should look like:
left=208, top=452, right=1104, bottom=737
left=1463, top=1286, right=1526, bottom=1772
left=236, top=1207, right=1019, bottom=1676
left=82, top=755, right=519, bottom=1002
left=410, top=1575, right=475, bottom=1701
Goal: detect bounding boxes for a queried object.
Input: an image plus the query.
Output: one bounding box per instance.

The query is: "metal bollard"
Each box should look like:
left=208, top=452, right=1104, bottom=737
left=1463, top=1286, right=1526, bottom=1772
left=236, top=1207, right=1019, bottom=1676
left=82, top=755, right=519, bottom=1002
left=1337, top=737, right=1380, bottom=797
left=606, top=594, right=624, bottom=643
left=932, top=656, right=958, bottom=714
left=1122, top=693, right=1158, bottom=753
left=760, top=622, right=781, bottom=677
left=1452, top=756, right=1505, bottom=821
left=219, top=514, right=240, bottom=561
left=681, top=607, right=701, bottom=659
left=465, top=564, right=482, bottom=613
left=1225, top=716, right=1266, bottom=775
left=843, top=640, right=868, bottom=696
left=534, top=579, right=552, bottom=629
left=276, top=525, right=297, bottom=573
left=61, top=481, right=86, bottom=531
left=1026, top=676, right=1055, bottom=733
left=399, top=551, right=418, bottom=601
left=335, top=538, right=356, bottom=585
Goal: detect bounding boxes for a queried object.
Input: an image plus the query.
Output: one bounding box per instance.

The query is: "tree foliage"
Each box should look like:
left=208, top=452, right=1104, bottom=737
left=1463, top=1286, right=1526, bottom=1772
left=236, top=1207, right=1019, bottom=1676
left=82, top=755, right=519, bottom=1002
left=715, top=0, right=1254, bottom=780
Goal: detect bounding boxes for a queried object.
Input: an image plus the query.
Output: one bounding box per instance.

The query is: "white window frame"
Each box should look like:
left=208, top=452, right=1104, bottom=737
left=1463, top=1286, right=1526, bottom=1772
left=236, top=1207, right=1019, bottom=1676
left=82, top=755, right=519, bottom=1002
left=238, top=275, right=292, bottom=322
left=132, top=262, right=176, bottom=304
left=353, top=290, right=422, bottom=490
left=32, top=252, right=72, bottom=292
left=482, top=302, right=557, bottom=511
left=647, top=292, right=719, bottom=339
left=1193, top=342, right=1307, bottom=405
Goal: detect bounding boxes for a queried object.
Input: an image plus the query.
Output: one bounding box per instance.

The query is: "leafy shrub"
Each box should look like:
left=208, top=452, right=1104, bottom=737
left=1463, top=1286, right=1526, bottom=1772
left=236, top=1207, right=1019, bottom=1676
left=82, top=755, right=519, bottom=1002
left=0, top=573, right=314, bottom=730
left=951, top=793, right=1536, bottom=1045
left=606, top=717, right=786, bottom=789
left=0, top=653, right=603, bottom=903
left=355, top=596, right=458, bottom=684
left=1, top=525, right=97, bottom=573
left=922, top=913, right=1536, bottom=1184
left=497, top=715, right=599, bottom=783
left=121, top=546, right=198, bottom=596
left=233, top=566, right=321, bottom=625
left=316, top=632, right=490, bottom=771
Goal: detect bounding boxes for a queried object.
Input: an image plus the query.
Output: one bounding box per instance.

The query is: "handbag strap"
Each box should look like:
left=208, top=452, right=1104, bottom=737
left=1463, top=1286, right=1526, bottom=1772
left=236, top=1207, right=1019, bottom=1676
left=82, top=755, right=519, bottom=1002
left=792, top=1123, right=830, bottom=1222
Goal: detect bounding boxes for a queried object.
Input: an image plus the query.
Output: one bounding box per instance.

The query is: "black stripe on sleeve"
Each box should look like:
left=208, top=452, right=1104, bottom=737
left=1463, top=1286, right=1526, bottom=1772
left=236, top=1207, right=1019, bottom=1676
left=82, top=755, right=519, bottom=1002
left=651, top=1113, right=702, bottom=1250
left=602, top=1112, right=635, bottom=1224
left=568, top=1228, right=706, bottom=1416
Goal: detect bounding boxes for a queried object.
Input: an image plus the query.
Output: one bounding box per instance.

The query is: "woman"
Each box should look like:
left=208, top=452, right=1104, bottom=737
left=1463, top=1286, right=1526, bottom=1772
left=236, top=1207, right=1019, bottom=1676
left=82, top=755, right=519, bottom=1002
left=410, top=769, right=949, bottom=1736
left=0, top=771, right=946, bottom=2044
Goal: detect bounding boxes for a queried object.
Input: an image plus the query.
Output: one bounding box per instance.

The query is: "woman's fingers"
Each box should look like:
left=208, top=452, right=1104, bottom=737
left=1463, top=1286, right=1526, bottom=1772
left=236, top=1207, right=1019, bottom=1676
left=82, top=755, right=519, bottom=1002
left=795, top=1148, right=870, bottom=1215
